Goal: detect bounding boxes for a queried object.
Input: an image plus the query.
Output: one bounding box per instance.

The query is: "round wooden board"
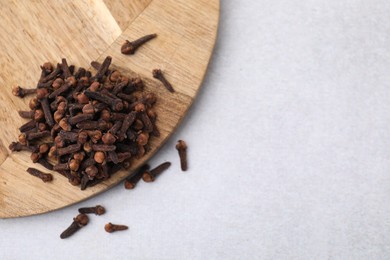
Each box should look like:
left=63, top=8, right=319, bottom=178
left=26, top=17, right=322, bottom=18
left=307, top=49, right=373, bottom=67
left=0, top=0, right=219, bottom=218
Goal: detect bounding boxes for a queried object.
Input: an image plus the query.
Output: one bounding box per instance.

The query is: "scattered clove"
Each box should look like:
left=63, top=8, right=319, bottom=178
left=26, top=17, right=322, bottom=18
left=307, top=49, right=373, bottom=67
left=152, top=69, right=175, bottom=93
left=121, top=34, right=157, bottom=55
left=60, top=213, right=89, bottom=239
left=142, top=162, right=171, bottom=182
left=78, top=205, right=106, bottom=215
left=104, top=222, right=128, bottom=233
left=26, top=168, right=53, bottom=182
left=176, top=140, right=188, bottom=171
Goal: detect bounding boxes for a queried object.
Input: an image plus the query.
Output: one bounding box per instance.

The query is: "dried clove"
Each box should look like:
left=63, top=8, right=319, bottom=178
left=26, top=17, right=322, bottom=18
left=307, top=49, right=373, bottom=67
left=60, top=213, right=89, bottom=239
left=26, top=168, right=53, bottom=182
left=176, top=140, right=188, bottom=171
left=94, top=56, right=112, bottom=81
left=78, top=205, right=105, bottom=215
left=152, top=69, right=175, bottom=93
left=12, top=86, right=36, bottom=98
left=121, top=34, right=157, bottom=55
left=84, top=90, right=123, bottom=111
left=142, top=162, right=171, bottom=182
left=104, top=222, right=128, bottom=233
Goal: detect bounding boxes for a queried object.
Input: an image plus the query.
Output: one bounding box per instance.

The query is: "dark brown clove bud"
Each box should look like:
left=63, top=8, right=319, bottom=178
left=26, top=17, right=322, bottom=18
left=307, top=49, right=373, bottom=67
left=41, top=63, right=61, bottom=83
left=117, top=111, right=136, bottom=141
left=92, top=144, right=116, bottom=152
left=53, top=163, right=70, bottom=171
left=19, top=119, right=36, bottom=133
left=60, top=213, right=89, bottom=239
left=176, top=140, right=188, bottom=171
left=9, top=142, right=35, bottom=152
left=152, top=69, right=175, bottom=93
left=48, top=82, right=71, bottom=99
left=57, top=143, right=81, bottom=156
left=78, top=205, right=105, bottom=215
left=139, top=112, right=154, bottom=133
left=94, top=56, right=112, bottom=81
left=142, top=162, right=171, bottom=182
left=12, top=86, right=36, bottom=98
left=104, top=222, right=128, bottom=233
left=76, top=120, right=109, bottom=130
left=121, top=34, right=157, bottom=55
left=68, top=113, right=94, bottom=125
left=58, top=130, right=78, bottom=142
left=27, top=131, right=50, bottom=141
left=84, top=90, right=123, bottom=111
left=26, top=168, right=53, bottom=182
left=39, top=97, right=55, bottom=127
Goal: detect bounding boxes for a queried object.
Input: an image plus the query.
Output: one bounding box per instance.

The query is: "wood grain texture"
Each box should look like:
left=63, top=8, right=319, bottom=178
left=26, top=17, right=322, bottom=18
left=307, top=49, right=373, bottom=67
left=0, top=0, right=219, bottom=218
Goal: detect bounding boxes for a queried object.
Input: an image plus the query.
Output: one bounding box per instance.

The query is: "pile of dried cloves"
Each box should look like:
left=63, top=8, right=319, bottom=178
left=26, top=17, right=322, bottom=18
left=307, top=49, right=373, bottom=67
left=9, top=56, right=160, bottom=190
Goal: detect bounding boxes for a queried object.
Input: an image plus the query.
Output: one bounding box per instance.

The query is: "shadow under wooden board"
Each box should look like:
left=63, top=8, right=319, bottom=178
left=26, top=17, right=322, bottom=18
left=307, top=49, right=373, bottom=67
left=0, top=0, right=219, bottom=218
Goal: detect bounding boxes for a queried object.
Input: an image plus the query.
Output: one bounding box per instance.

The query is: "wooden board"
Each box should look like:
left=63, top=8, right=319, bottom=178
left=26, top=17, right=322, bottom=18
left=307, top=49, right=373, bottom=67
left=0, top=0, right=219, bottom=218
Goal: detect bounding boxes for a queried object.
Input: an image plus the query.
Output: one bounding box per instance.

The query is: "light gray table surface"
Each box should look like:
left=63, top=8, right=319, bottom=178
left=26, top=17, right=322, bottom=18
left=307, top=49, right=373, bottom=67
left=1, top=1, right=390, bottom=259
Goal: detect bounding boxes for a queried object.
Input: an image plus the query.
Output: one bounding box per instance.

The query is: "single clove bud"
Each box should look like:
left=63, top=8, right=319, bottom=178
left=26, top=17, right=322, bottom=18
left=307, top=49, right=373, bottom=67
left=176, top=140, right=188, bottom=171
left=26, top=168, right=53, bottom=183
left=9, top=142, right=36, bottom=152
left=78, top=205, right=105, bottom=215
left=117, top=111, right=136, bottom=141
left=60, top=213, right=89, bottom=239
left=121, top=33, right=157, bottom=55
left=40, top=97, right=55, bottom=127
left=94, top=56, right=112, bottom=81
left=57, top=143, right=81, bottom=156
left=68, top=113, right=94, bottom=125
left=142, top=162, right=171, bottom=182
left=104, top=222, right=128, bottom=233
left=12, top=86, right=36, bottom=98
left=84, top=90, right=123, bottom=111
left=152, top=69, right=175, bottom=93
left=92, top=144, right=116, bottom=152
left=26, top=130, right=50, bottom=141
